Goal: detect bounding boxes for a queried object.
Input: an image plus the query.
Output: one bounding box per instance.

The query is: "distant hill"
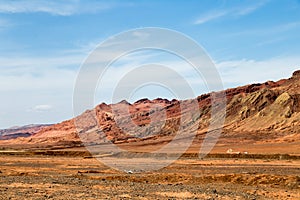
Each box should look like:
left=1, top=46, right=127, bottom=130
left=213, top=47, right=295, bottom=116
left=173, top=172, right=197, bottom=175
left=0, top=124, right=52, bottom=140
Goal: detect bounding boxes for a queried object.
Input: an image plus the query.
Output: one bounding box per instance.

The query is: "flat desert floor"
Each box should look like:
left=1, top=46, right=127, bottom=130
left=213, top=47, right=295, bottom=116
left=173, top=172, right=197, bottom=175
left=0, top=151, right=299, bottom=199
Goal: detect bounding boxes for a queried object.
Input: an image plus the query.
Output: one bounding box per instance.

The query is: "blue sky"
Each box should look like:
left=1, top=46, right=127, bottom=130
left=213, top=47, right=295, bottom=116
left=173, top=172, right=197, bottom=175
left=0, top=0, right=300, bottom=128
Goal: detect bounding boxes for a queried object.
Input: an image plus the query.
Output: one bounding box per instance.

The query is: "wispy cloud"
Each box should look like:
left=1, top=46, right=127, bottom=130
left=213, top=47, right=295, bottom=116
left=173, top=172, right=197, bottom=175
left=194, top=1, right=267, bottom=25
left=194, top=10, right=228, bottom=25
left=216, top=56, right=300, bottom=87
left=31, top=105, right=53, bottom=112
left=0, top=53, right=82, bottom=92
left=235, top=1, right=267, bottom=16
left=0, top=0, right=119, bottom=16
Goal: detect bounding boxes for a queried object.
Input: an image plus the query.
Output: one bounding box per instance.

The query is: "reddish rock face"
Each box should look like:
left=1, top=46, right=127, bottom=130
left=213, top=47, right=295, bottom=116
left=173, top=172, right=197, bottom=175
left=1, top=70, right=299, bottom=148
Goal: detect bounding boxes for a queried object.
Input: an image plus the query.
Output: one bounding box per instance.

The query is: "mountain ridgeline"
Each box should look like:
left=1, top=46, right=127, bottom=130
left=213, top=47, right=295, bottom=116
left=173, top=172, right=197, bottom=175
left=0, top=70, right=299, bottom=150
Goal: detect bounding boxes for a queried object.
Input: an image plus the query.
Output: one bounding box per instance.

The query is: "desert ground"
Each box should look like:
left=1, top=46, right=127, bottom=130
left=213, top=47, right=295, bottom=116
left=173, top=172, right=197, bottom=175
left=0, top=148, right=299, bottom=200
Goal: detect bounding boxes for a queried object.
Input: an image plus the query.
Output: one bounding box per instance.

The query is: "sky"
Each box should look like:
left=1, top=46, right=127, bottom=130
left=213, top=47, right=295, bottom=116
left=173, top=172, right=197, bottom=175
left=0, top=0, right=300, bottom=128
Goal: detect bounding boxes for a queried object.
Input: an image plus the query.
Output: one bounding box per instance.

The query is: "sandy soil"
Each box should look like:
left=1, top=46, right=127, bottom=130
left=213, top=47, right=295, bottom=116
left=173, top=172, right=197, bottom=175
left=0, top=151, right=299, bottom=199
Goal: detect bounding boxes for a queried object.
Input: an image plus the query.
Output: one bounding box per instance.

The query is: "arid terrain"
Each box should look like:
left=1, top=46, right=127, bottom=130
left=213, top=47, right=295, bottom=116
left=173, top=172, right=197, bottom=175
left=0, top=150, right=299, bottom=200
left=0, top=71, right=299, bottom=199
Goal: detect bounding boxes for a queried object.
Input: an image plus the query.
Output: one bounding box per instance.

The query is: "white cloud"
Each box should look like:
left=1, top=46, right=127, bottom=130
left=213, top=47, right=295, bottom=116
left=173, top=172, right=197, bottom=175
left=0, top=0, right=119, bottom=16
left=31, top=104, right=53, bottom=112
left=216, top=56, right=300, bottom=88
left=0, top=68, right=77, bottom=91
left=0, top=52, right=84, bottom=93
left=194, top=10, right=228, bottom=25
left=235, top=1, right=268, bottom=16
left=194, top=1, right=267, bottom=25
left=0, top=54, right=83, bottom=69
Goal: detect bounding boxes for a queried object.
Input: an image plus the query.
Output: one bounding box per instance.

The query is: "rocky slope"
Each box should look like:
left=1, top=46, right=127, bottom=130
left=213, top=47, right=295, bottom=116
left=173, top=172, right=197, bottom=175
left=0, top=70, right=299, bottom=149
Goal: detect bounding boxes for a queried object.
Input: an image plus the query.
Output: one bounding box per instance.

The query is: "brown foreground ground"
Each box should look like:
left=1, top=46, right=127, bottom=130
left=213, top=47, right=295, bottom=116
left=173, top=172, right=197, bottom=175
left=0, top=149, right=299, bottom=200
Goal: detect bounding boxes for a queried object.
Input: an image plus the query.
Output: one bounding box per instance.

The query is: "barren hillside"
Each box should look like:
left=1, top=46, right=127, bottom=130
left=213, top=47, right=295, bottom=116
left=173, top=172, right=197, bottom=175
left=1, top=70, right=299, bottom=153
